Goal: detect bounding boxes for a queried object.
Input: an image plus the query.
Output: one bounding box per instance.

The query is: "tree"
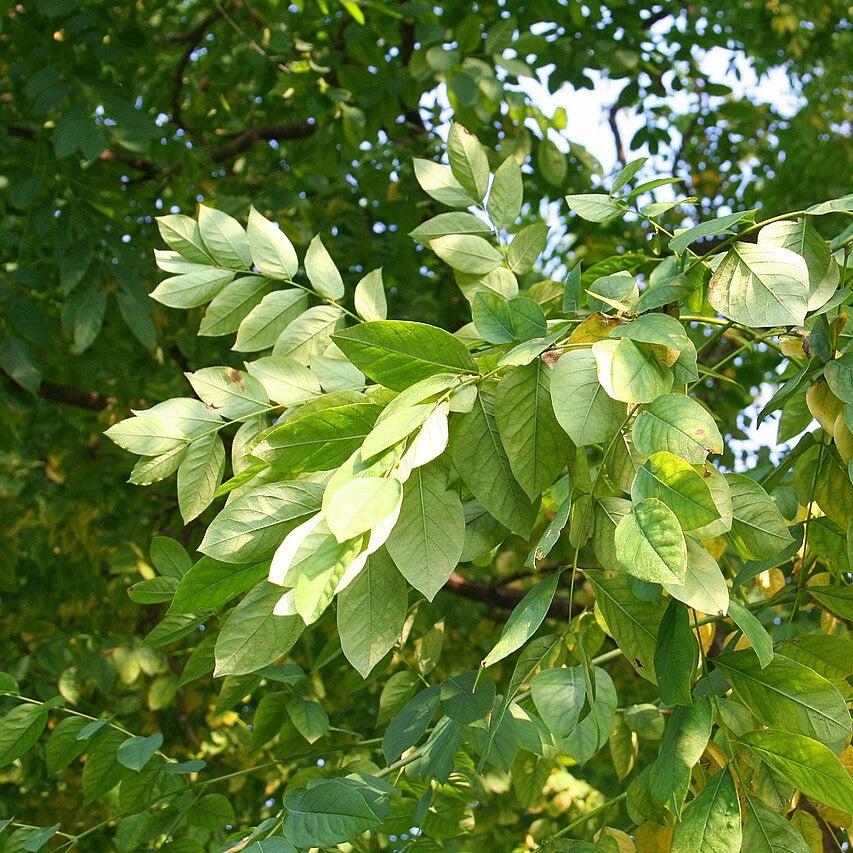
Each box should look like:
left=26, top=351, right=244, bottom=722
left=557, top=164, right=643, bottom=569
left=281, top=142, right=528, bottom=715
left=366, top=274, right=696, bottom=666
left=1, top=2, right=852, bottom=850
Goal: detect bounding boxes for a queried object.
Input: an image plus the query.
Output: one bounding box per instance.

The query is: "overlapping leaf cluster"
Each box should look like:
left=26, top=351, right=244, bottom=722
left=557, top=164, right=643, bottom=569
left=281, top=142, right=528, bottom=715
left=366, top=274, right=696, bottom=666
left=3, top=123, right=853, bottom=850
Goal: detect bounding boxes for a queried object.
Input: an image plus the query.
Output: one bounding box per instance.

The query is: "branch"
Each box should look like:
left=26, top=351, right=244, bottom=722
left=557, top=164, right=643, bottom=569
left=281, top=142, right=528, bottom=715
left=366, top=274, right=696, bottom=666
left=443, top=571, right=575, bottom=620
left=38, top=382, right=115, bottom=411
left=608, top=102, right=626, bottom=167
left=209, top=121, right=316, bottom=161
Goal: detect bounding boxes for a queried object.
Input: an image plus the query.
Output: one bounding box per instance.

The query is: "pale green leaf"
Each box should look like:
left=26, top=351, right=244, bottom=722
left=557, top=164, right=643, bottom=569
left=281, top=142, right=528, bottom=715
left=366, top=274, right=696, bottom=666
left=707, top=242, right=809, bottom=328
left=483, top=572, right=561, bottom=667
left=198, top=204, right=252, bottom=269
left=338, top=549, right=407, bottom=678
left=386, top=462, right=465, bottom=600
left=448, top=123, right=490, bottom=201
left=550, top=349, right=626, bottom=446
left=304, top=234, right=345, bottom=299
left=631, top=451, right=720, bottom=531
left=615, top=497, right=687, bottom=584
left=431, top=234, right=503, bottom=275
left=247, top=207, right=298, bottom=279
left=632, top=394, right=723, bottom=464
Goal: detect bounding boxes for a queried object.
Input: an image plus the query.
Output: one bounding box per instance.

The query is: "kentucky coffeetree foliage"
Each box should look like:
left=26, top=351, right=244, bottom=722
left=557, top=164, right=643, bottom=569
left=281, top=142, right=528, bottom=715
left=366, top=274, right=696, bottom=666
left=3, top=121, right=853, bottom=850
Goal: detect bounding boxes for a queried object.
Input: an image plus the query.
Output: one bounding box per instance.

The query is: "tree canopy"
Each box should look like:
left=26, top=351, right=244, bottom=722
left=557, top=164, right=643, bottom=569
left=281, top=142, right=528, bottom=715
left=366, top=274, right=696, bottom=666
left=1, top=1, right=852, bottom=850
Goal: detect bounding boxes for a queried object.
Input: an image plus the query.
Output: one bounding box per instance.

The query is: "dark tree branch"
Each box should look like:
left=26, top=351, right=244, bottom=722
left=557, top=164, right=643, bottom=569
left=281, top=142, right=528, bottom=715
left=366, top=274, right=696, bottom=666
left=608, top=102, right=627, bottom=167
left=38, top=382, right=115, bottom=411
left=209, top=121, right=316, bottom=161
left=444, top=571, right=576, bottom=620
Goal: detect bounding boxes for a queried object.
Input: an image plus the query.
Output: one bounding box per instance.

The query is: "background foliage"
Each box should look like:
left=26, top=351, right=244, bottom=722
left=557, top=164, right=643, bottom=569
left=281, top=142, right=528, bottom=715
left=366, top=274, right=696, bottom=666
left=0, top=0, right=851, bottom=850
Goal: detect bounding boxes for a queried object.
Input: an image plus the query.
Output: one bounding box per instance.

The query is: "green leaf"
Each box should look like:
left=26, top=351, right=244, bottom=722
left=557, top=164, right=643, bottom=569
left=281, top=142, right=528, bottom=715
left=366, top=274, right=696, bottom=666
left=632, top=394, right=723, bottom=464
left=214, top=581, right=304, bottom=676
left=200, top=482, right=322, bottom=564
left=413, top=159, right=476, bottom=208
left=610, top=157, right=648, bottom=193
left=587, top=571, right=664, bottom=682
left=663, top=539, right=729, bottom=616
left=187, top=792, right=235, bottom=828
left=632, top=451, right=720, bottom=532
left=807, top=584, right=853, bottom=620
left=177, top=432, right=226, bottom=523
left=550, top=349, right=626, bottom=446
left=233, top=289, right=308, bottom=352
left=383, top=685, right=440, bottom=762
left=127, top=576, right=178, bottom=604
left=610, top=714, right=637, bottom=780
left=615, top=496, right=687, bottom=584
left=741, top=729, right=853, bottom=814
left=758, top=218, right=838, bottom=312
left=409, top=212, right=492, bottom=243
left=669, top=209, right=755, bottom=254
left=610, top=313, right=690, bottom=352
left=150, top=267, right=235, bottom=309
left=253, top=402, right=382, bottom=472
left=277, top=521, right=366, bottom=626
left=0, top=336, right=42, bottom=393
left=386, top=462, right=465, bottom=600
left=538, top=138, right=567, bottom=186
left=565, top=193, right=626, bottom=222
left=116, top=733, right=162, bottom=772
left=82, top=729, right=127, bottom=802
left=561, top=666, right=617, bottom=764
left=670, top=767, right=741, bottom=853
left=649, top=699, right=713, bottom=816
left=106, top=399, right=221, bottom=456
left=245, top=356, right=320, bottom=407
left=506, top=222, right=548, bottom=274
left=527, top=485, right=572, bottom=567
left=742, top=797, right=810, bottom=853
left=170, top=558, right=268, bottom=614
left=441, top=672, right=496, bottom=724
left=323, top=476, right=402, bottom=541
left=726, top=598, right=773, bottom=667
left=305, top=234, right=345, bottom=299
left=715, top=650, right=851, bottom=744
left=592, top=339, right=673, bottom=404
left=282, top=775, right=392, bottom=847
left=531, top=666, right=586, bottom=739
left=472, top=293, right=547, bottom=344
left=654, top=600, right=697, bottom=706
left=338, top=549, right=407, bottom=678
left=45, top=717, right=88, bottom=774
left=450, top=385, right=538, bottom=537
left=150, top=536, right=192, bottom=578
left=353, top=269, right=386, bottom=321
left=199, top=275, right=271, bottom=337
left=247, top=208, right=298, bottom=279
left=333, top=321, right=476, bottom=391
left=271, top=304, right=345, bottom=364
left=496, top=360, right=566, bottom=499
left=431, top=234, right=503, bottom=275
left=0, top=704, right=48, bottom=767
left=488, top=156, right=523, bottom=229
left=805, top=194, right=853, bottom=215
left=285, top=695, right=329, bottom=743
left=707, top=242, right=809, bottom=327
left=156, top=214, right=215, bottom=264
left=482, top=572, right=561, bottom=667
left=725, top=473, right=794, bottom=559
left=186, top=366, right=269, bottom=419
left=587, top=272, right=640, bottom=313
left=198, top=205, right=252, bottom=269
left=447, top=123, right=490, bottom=201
